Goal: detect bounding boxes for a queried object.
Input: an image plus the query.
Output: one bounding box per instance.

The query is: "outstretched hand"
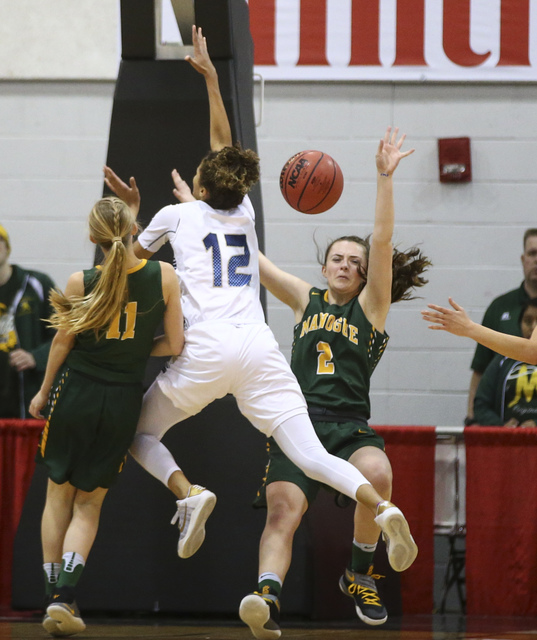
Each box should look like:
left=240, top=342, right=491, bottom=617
left=185, top=26, right=216, bottom=78
left=376, top=126, right=414, bottom=177
left=103, top=166, right=140, bottom=217
left=172, top=169, right=195, bottom=203
left=421, top=297, right=473, bottom=337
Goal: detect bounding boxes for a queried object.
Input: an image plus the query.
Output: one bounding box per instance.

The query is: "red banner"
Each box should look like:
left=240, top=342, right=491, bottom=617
left=248, top=0, right=535, bottom=81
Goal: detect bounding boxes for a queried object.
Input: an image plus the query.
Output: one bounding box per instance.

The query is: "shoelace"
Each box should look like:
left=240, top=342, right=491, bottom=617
left=346, top=569, right=385, bottom=607
left=356, top=584, right=383, bottom=606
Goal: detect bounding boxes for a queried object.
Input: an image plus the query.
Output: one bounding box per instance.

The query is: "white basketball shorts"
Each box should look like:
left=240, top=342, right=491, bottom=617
left=157, top=321, right=308, bottom=437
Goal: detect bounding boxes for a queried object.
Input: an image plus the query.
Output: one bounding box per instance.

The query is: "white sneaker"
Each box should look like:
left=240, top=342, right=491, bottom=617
left=42, top=613, right=71, bottom=637
left=171, top=485, right=216, bottom=558
left=46, top=601, right=86, bottom=636
left=374, top=502, right=418, bottom=572
left=239, top=592, right=281, bottom=640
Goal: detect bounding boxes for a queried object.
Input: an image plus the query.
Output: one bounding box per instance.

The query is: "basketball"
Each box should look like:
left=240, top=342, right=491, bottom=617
left=279, top=150, right=344, bottom=214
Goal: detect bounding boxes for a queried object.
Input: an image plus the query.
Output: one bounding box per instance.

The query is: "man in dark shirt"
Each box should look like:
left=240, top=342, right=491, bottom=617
left=466, top=228, right=537, bottom=423
left=0, top=224, right=55, bottom=417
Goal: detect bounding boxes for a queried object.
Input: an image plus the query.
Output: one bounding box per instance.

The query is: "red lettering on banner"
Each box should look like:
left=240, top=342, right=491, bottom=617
left=443, top=0, right=491, bottom=67
left=250, top=0, right=276, bottom=66
left=297, top=0, right=329, bottom=65
left=248, top=0, right=533, bottom=74
left=498, top=0, right=530, bottom=66
left=393, top=0, right=427, bottom=66
left=349, top=0, right=381, bottom=65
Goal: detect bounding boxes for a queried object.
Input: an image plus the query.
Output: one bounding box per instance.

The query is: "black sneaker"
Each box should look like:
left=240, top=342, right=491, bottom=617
left=339, top=567, right=388, bottom=626
left=46, top=588, right=86, bottom=636
left=239, top=590, right=281, bottom=639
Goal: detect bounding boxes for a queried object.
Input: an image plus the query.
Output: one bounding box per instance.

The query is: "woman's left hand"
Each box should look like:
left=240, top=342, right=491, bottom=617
left=172, top=169, right=196, bottom=203
left=421, top=297, right=474, bottom=337
left=103, top=166, right=141, bottom=216
left=29, top=390, right=49, bottom=419
left=376, top=126, right=414, bottom=177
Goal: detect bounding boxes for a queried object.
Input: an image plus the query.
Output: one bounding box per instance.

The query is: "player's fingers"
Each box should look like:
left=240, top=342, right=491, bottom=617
left=396, top=132, right=406, bottom=149
left=427, top=303, right=448, bottom=312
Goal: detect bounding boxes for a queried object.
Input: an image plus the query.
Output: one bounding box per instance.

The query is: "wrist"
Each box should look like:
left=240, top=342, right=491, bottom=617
left=378, top=172, right=390, bottom=178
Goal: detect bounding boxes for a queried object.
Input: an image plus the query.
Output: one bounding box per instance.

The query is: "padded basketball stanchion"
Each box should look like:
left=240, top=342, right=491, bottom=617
left=108, top=0, right=264, bottom=384
left=111, top=0, right=263, bottom=231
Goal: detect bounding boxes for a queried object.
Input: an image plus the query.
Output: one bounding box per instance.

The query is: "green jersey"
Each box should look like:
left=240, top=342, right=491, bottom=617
left=290, top=287, right=389, bottom=419
left=66, top=259, right=165, bottom=383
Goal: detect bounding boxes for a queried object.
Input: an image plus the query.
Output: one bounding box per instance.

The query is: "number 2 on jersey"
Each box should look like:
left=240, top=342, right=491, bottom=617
left=204, top=233, right=252, bottom=287
left=317, top=341, right=335, bottom=374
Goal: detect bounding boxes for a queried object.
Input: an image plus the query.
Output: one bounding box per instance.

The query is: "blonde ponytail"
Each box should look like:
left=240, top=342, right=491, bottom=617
left=48, top=197, right=135, bottom=335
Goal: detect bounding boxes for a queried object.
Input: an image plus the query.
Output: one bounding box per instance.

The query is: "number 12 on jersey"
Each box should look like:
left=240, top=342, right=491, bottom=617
left=204, top=233, right=252, bottom=287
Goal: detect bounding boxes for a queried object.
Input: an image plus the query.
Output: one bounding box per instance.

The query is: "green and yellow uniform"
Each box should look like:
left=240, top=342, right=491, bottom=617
left=36, top=259, right=165, bottom=492
left=0, top=265, right=55, bottom=417
left=256, top=287, right=388, bottom=506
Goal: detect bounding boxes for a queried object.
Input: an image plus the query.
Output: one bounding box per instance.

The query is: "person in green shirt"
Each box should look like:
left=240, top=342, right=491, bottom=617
left=0, top=223, right=55, bottom=417
left=29, top=197, right=183, bottom=638
left=473, top=298, right=537, bottom=427
left=239, top=128, right=431, bottom=637
left=466, top=228, right=537, bottom=424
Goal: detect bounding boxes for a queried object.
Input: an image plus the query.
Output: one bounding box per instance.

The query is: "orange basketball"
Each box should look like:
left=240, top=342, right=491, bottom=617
left=279, top=150, right=344, bottom=214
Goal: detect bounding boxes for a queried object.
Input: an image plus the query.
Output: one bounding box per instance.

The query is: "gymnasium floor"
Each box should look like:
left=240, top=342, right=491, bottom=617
left=3, top=615, right=537, bottom=639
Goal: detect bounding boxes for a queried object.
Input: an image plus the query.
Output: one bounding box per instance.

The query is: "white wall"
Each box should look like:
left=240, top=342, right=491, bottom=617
left=0, top=82, right=115, bottom=288
left=1, top=3, right=536, bottom=427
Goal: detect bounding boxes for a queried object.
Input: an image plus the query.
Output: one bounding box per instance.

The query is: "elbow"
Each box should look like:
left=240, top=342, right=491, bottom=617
left=170, top=336, right=185, bottom=357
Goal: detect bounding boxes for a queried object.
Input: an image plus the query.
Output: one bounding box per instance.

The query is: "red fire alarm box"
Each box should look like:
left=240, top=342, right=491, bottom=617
left=438, top=137, right=472, bottom=183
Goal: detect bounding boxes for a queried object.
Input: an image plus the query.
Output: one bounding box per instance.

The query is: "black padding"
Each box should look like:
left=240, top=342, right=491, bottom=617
left=120, top=0, right=156, bottom=60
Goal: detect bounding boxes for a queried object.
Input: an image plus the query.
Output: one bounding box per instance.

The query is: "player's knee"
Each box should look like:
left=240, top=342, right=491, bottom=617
left=266, top=490, right=305, bottom=533
left=357, top=459, right=392, bottom=497
left=266, top=501, right=303, bottom=534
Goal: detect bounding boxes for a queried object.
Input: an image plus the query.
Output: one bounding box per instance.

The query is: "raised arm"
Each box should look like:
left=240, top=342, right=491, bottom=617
left=102, top=166, right=154, bottom=259
left=259, top=252, right=312, bottom=323
left=359, top=127, right=414, bottom=332
left=422, top=297, right=537, bottom=365
left=186, top=25, right=232, bottom=151
left=103, top=166, right=140, bottom=218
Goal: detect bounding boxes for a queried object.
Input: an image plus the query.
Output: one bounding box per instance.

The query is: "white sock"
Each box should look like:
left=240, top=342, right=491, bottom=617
left=62, top=551, right=85, bottom=573
left=353, top=540, right=377, bottom=553
left=43, top=562, right=61, bottom=583
left=258, top=572, right=282, bottom=588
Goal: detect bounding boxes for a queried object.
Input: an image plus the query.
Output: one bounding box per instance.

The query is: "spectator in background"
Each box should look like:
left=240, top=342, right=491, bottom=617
left=466, top=228, right=537, bottom=425
left=473, top=298, right=537, bottom=427
left=0, top=223, right=55, bottom=418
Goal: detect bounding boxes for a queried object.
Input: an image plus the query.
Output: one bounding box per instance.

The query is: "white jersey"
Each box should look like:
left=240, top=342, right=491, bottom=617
left=138, top=195, right=265, bottom=328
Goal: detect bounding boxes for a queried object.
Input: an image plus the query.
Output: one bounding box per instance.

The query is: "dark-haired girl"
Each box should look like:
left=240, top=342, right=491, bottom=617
left=239, top=128, right=431, bottom=635
left=105, top=30, right=420, bottom=637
